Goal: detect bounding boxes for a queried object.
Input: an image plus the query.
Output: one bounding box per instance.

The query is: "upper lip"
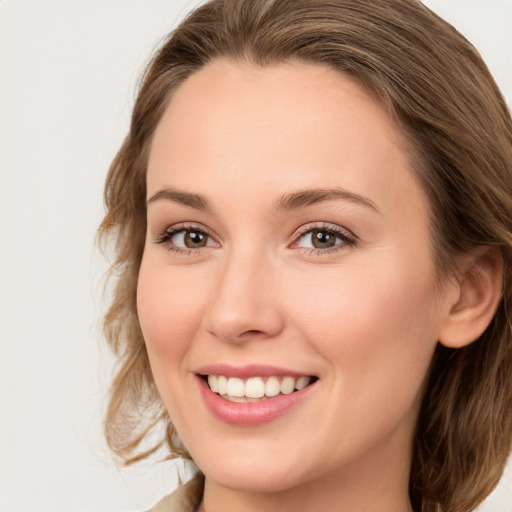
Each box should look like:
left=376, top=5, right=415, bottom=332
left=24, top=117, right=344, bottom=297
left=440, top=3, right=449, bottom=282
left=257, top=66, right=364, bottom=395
left=195, top=363, right=316, bottom=379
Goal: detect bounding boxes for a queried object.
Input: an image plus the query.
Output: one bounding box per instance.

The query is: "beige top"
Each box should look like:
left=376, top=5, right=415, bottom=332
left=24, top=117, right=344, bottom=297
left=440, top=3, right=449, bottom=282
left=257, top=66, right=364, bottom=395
left=147, top=473, right=204, bottom=512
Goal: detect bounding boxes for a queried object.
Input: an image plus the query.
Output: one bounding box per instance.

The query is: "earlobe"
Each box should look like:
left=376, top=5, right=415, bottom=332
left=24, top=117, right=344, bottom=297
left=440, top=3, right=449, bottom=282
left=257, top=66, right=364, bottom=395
left=438, top=248, right=503, bottom=349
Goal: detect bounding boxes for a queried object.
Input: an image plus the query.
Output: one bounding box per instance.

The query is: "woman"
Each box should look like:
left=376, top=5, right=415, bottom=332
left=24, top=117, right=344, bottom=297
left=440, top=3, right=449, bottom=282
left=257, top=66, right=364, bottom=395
left=98, top=1, right=512, bottom=511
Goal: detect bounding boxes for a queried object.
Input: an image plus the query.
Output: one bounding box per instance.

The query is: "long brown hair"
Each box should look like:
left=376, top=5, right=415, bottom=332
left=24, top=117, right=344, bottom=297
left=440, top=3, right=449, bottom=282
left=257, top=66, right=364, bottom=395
left=98, top=1, right=512, bottom=510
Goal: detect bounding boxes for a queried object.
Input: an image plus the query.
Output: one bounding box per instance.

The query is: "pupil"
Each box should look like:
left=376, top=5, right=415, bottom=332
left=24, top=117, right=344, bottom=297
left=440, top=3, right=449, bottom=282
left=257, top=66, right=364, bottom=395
left=312, top=230, right=335, bottom=249
left=185, top=231, right=206, bottom=248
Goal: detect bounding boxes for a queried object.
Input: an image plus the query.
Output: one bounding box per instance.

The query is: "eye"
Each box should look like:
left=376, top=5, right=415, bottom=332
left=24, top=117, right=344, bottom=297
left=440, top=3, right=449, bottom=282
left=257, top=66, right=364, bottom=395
left=292, top=224, right=355, bottom=253
left=172, top=229, right=210, bottom=249
left=153, top=223, right=218, bottom=253
left=301, top=229, right=339, bottom=249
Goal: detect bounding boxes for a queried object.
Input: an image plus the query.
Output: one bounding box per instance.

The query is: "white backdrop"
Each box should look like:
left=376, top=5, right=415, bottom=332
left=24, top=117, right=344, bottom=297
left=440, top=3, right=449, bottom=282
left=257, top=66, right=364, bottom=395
left=0, top=1, right=511, bottom=511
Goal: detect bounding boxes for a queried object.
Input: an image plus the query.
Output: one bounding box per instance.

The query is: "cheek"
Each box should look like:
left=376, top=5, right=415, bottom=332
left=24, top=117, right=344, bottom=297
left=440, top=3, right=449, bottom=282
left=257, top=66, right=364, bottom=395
left=289, top=258, right=438, bottom=345
left=285, top=255, right=439, bottom=418
left=137, top=257, right=208, bottom=368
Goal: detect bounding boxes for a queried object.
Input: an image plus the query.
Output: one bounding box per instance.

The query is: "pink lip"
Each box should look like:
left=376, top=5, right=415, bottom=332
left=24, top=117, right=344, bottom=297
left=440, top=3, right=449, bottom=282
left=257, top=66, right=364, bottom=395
left=195, top=363, right=314, bottom=379
left=195, top=369, right=318, bottom=426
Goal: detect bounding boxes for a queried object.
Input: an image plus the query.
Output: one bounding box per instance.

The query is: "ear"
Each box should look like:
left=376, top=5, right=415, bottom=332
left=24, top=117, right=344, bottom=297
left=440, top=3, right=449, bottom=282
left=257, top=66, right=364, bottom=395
left=438, top=248, right=503, bottom=349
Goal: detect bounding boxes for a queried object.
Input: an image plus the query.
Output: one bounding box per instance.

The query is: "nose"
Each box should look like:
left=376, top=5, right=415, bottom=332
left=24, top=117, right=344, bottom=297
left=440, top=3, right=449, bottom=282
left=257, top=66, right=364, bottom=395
left=201, top=247, right=285, bottom=343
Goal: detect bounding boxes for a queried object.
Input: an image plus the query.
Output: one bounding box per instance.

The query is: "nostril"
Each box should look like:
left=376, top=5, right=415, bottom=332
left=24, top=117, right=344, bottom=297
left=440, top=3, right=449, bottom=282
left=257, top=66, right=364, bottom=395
left=234, top=329, right=266, bottom=340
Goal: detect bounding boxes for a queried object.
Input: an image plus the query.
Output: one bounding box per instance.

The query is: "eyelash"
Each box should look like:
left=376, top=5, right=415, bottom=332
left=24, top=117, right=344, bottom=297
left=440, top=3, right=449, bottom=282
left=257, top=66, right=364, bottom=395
left=291, top=223, right=356, bottom=256
left=153, top=222, right=356, bottom=256
left=153, top=223, right=216, bottom=255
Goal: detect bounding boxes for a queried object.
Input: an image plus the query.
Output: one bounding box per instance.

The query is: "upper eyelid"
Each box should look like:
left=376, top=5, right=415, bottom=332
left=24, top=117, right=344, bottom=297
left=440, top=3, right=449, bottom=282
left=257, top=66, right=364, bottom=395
left=164, top=222, right=213, bottom=235
left=153, top=222, right=217, bottom=244
left=292, top=222, right=355, bottom=239
left=160, top=222, right=353, bottom=237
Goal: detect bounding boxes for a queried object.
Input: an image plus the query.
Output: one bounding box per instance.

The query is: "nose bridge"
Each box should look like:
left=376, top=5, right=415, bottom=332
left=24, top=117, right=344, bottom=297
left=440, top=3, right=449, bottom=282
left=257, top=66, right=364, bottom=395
left=202, top=243, right=283, bottom=342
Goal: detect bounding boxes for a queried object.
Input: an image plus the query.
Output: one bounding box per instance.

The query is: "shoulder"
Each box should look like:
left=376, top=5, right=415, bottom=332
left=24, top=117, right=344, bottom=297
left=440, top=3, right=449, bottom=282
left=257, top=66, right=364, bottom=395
left=147, top=472, right=204, bottom=512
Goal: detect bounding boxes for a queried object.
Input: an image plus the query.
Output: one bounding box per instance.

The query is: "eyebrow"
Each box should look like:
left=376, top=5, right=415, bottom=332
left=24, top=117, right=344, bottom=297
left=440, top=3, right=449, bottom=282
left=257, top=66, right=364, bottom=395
left=147, top=186, right=380, bottom=214
left=273, top=187, right=380, bottom=214
left=147, top=187, right=210, bottom=210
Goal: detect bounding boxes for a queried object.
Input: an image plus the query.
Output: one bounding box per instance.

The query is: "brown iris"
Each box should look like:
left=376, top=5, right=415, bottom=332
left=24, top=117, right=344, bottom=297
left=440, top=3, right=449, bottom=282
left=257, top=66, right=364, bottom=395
left=311, top=229, right=337, bottom=249
left=184, top=231, right=208, bottom=248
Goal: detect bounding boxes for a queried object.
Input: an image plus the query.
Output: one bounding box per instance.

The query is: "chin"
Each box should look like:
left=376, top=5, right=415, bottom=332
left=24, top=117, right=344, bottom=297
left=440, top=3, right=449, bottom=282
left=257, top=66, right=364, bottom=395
left=190, top=442, right=314, bottom=493
left=205, top=466, right=310, bottom=494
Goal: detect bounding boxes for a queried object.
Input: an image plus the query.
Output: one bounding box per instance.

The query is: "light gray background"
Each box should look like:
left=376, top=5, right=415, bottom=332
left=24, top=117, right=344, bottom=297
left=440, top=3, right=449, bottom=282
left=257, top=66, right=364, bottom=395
left=0, top=1, right=511, bottom=511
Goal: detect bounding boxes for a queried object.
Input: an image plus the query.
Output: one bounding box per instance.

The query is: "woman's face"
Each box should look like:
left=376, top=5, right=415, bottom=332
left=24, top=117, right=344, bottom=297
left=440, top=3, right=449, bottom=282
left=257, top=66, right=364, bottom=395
left=138, top=60, right=455, bottom=496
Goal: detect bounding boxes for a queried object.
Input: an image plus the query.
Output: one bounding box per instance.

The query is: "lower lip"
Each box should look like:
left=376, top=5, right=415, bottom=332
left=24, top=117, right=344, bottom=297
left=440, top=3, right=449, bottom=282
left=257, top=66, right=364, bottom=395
left=197, top=377, right=317, bottom=426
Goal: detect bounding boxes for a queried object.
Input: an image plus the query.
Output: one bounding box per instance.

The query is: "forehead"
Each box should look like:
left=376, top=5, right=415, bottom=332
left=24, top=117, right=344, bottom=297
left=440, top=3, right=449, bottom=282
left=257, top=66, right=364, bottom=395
left=149, top=59, right=399, bottom=170
left=147, top=58, right=427, bottom=225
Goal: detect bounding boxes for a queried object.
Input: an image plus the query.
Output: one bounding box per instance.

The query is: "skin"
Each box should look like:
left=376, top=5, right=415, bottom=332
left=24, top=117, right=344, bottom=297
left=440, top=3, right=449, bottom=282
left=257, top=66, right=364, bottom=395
left=138, top=59, right=465, bottom=512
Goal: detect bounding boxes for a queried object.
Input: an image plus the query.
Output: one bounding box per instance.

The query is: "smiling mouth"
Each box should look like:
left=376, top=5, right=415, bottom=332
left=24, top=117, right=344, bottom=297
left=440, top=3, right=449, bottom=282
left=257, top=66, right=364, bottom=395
left=201, top=374, right=318, bottom=403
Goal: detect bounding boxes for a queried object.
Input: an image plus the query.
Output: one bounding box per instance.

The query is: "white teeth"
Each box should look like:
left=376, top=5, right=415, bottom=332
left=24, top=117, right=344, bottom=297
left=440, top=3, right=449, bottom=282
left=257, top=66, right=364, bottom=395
left=226, top=377, right=245, bottom=397
left=245, top=377, right=265, bottom=398
left=207, top=375, right=218, bottom=393
left=217, top=375, right=228, bottom=395
left=265, top=376, right=280, bottom=397
left=206, top=375, right=313, bottom=399
left=280, top=376, right=295, bottom=395
left=295, top=376, right=310, bottom=390
left=224, top=395, right=261, bottom=403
